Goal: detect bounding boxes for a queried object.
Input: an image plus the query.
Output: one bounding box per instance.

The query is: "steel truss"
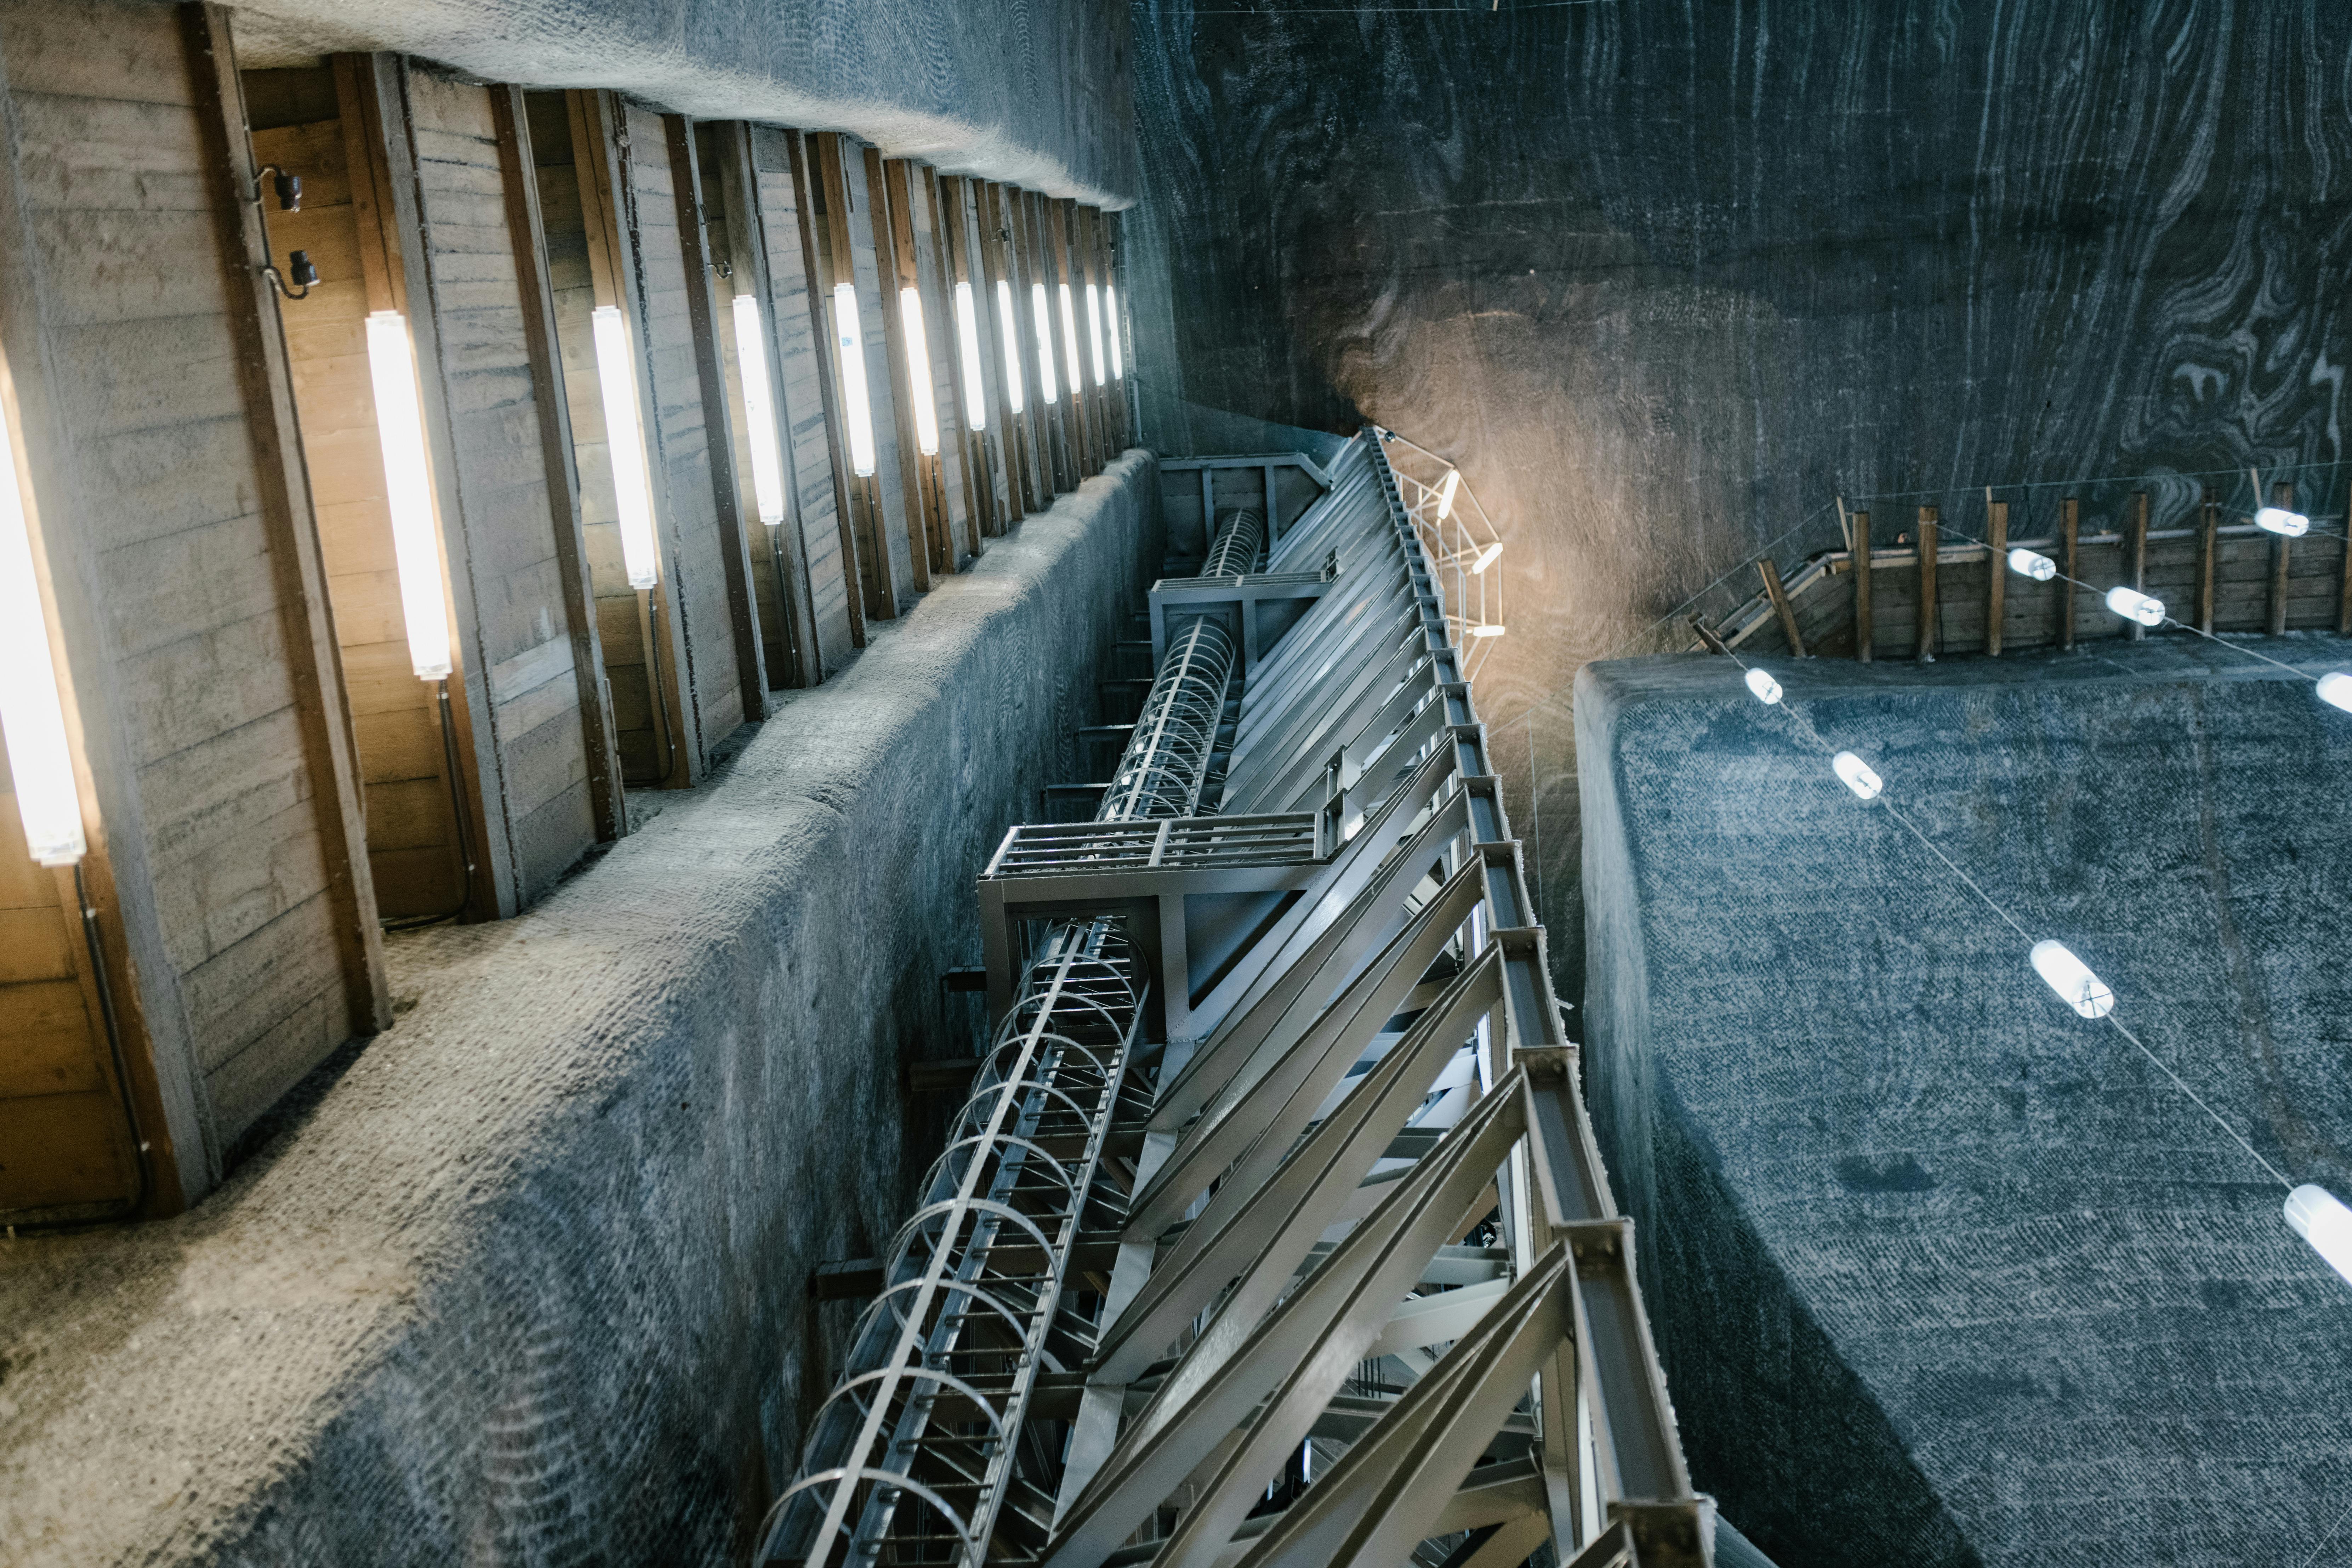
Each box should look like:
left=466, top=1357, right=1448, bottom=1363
left=765, top=432, right=1730, bottom=1568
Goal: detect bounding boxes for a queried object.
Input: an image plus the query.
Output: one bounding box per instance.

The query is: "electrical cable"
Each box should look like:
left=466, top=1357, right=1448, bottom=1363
left=382, top=677, right=478, bottom=932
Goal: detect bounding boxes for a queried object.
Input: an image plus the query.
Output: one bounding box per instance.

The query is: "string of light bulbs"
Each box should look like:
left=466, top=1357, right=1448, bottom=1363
left=1725, top=641, right=2352, bottom=1289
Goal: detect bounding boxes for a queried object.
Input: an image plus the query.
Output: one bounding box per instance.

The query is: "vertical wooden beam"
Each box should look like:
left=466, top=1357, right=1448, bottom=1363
left=1984, top=499, right=2008, bottom=656
left=935, top=175, right=992, bottom=539
left=489, top=86, right=626, bottom=840
left=2125, top=490, right=2148, bottom=642
left=784, top=130, right=867, bottom=649
left=665, top=114, right=769, bottom=721
left=2198, top=487, right=2219, bottom=634
left=1008, top=189, right=1065, bottom=494
left=2058, top=497, right=2079, bottom=651
left=974, top=181, right=1030, bottom=523
left=705, top=120, right=818, bottom=689
left=1047, top=200, right=1097, bottom=477
left=1851, top=509, right=1872, bottom=663
left=924, top=167, right=987, bottom=560
left=869, top=152, right=939, bottom=590
left=1915, top=506, right=1938, bottom=660
left=1757, top=558, right=1806, bottom=657
left=348, top=53, right=518, bottom=919
left=806, top=135, right=891, bottom=621
left=2268, top=481, right=2293, bottom=636
left=180, top=2, right=391, bottom=1033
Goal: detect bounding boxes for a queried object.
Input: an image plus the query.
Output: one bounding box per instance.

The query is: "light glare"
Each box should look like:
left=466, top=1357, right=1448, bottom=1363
left=2029, top=939, right=2114, bottom=1018
left=1745, top=667, right=1782, bottom=705
left=995, top=280, right=1025, bottom=414
left=0, top=400, right=85, bottom=866
left=2318, top=672, right=2352, bottom=713
left=1031, top=282, right=1058, bottom=404
left=2255, top=506, right=2310, bottom=538
left=2009, top=548, right=2056, bottom=581
left=590, top=305, right=661, bottom=587
left=953, top=281, right=987, bottom=431
left=2286, top=1185, right=2352, bottom=1289
left=1832, top=751, right=1881, bottom=800
left=730, top=294, right=787, bottom=526
left=2106, top=586, right=2165, bottom=626
left=365, top=311, right=454, bottom=677
left=832, top=283, right=878, bottom=477
left=899, top=287, right=941, bottom=458
left=1470, top=542, right=1503, bottom=574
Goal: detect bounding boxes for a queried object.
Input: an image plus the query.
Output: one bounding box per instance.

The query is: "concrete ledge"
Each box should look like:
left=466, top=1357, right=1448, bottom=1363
left=0, top=454, right=1158, bottom=1567
left=1575, top=638, right=2352, bottom=1568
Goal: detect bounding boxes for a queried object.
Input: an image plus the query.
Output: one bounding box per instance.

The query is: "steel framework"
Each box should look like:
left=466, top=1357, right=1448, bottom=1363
left=763, top=431, right=1735, bottom=1568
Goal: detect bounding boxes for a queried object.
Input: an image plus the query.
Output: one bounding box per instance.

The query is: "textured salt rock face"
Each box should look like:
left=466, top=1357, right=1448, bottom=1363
left=1123, top=0, right=2352, bottom=994
left=231, top=0, right=1138, bottom=206
left=1575, top=643, right=2352, bottom=1568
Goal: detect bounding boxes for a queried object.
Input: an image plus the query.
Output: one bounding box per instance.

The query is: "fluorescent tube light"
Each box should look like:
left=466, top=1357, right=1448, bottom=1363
left=2030, top=939, right=2114, bottom=1018
left=364, top=311, right=453, bottom=678
left=0, top=403, right=84, bottom=867
left=899, top=287, right=940, bottom=457
left=953, top=281, right=987, bottom=431
left=832, top=283, right=878, bottom=477
left=590, top=304, right=661, bottom=587
left=730, top=293, right=787, bottom=526
left=995, top=280, right=1025, bottom=414
left=1436, top=470, right=1460, bottom=520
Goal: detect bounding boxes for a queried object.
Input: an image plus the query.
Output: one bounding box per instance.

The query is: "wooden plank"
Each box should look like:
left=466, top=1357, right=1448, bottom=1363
left=810, top=133, right=897, bottom=621
left=2124, top=491, right=2148, bottom=641
left=1851, top=509, right=1872, bottom=663
left=705, top=121, right=818, bottom=689
left=940, top=175, right=1007, bottom=536
left=769, top=126, right=861, bottom=659
left=1915, top=506, right=1938, bottom=660
left=182, top=3, right=388, bottom=1031
left=981, top=181, right=1042, bottom=514
left=1046, top=198, right=1095, bottom=477
left=1009, top=188, right=1067, bottom=494
left=1985, top=500, right=2008, bottom=656
left=2268, top=481, right=2293, bottom=637
left=489, top=84, right=625, bottom=843
left=2058, top=497, right=2078, bottom=651
left=871, top=154, right=941, bottom=588
left=665, top=112, right=768, bottom=724
left=923, top=166, right=986, bottom=559
left=1756, top=557, right=1805, bottom=657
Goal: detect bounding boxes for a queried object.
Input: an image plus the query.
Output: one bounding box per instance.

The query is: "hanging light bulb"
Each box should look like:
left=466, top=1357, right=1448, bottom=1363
left=2255, top=506, right=2310, bottom=538
left=994, top=279, right=1025, bottom=415
left=363, top=311, right=454, bottom=678
left=1105, top=283, right=1123, bottom=378
left=1030, top=282, right=1058, bottom=404
left=2105, top=586, right=2165, bottom=626
left=952, top=281, right=987, bottom=431
left=2285, top=1185, right=2352, bottom=1288
left=1745, top=668, right=1782, bottom=705
left=1057, top=282, right=1082, bottom=393
left=2318, top=672, right=2352, bottom=713
left=1832, top=751, right=1881, bottom=800
left=0, top=402, right=85, bottom=867
left=729, top=294, right=787, bottom=526
left=1084, top=282, right=1106, bottom=387
left=591, top=305, right=661, bottom=587
left=1436, top=470, right=1460, bottom=520
left=2008, top=548, right=2057, bottom=581
left=831, top=283, right=878, bottom=478
left=898, top=287, right=941, bottom=458
left=2029, top=939, right=2114, bottom=1018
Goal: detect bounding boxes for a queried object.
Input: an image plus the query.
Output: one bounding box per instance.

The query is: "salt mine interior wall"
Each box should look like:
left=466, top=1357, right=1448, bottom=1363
left=1574, top=640, right=2352, bottom=1568
left=0, top=456, right=1159, bottom=1567
left=1123, top=0, right=2352, bottom=1009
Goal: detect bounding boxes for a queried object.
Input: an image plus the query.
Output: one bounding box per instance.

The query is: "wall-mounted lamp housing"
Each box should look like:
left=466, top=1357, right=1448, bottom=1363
left=1832, top=751, right=1881, bottom=800
left=898, top=287, right=940, bottom=458
left=288, top=249, right=318, bottom=289
left=995, top=279, right=1024, bottom=415
left=832, top=283, right=879, bottom=478
left=2105, top=586, right=2164, bottom=626
left=729, top=294, right=787, bottom=526
left=1744, top=667, right=1782, bottom=705
left=952, top=281, right=987, bottom=431
left=363, top=311, right=453, bottom=680
left=590, top=304, right=661, bottom=588
left=273, top=170, right=302, bottom=211
left=2255, top=506, right=2310, bottom=538
left=0, top=399, right=85, bottom=867
left=2008, top=547, right=2056, bottom=581
left=2029, top=939, right=2113, bottom=1018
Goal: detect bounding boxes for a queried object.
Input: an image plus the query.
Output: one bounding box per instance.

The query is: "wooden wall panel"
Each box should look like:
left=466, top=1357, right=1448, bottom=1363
left=615, top=99, right=743, bottom=764
left=0, top=0, right=385, bottom=1159
left=397, top=66, right=605, bottom=903
left=837, top=139, right=917, bottom=612
left=748, top=126, right=859, bottom=673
